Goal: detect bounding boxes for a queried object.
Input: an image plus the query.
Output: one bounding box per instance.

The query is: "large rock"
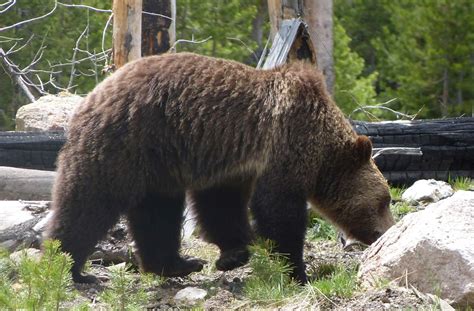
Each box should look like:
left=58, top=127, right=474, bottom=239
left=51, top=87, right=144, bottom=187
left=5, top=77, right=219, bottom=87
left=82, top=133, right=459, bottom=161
left=359, top=191, right=474, bottom=307
left=402, top=179, right=454, bottom=204
left=15, top=93, right=82, bottom=131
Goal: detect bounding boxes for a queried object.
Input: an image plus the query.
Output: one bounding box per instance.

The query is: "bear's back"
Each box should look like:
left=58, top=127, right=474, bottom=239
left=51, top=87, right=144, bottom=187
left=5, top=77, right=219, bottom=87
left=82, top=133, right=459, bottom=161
left=66, top=53, right=278, bottom=189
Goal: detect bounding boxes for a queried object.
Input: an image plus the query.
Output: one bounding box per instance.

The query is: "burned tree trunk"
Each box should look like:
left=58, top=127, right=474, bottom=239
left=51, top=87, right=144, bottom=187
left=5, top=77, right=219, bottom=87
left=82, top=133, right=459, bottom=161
left=142, top=0, right=175, bottom=56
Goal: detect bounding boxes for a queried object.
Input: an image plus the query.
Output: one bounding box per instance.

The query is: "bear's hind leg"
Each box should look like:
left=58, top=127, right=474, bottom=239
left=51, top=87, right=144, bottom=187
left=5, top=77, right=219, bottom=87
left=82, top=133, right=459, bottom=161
left=127, top=192, right=204, bottom=277
left=45, top=198, right=122, bottom=283
left=188, top=178, right=253, bottom=271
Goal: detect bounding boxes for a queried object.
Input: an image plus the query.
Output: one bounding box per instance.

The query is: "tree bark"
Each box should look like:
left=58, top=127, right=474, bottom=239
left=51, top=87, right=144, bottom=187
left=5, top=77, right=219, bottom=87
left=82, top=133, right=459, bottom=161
left=113, top=0, right=143, bottom=68
left=266, top=0, right=334, bottom=93
left=142, top=0, right=176, bottom=56
left=303, top=0, right=334, bottom=93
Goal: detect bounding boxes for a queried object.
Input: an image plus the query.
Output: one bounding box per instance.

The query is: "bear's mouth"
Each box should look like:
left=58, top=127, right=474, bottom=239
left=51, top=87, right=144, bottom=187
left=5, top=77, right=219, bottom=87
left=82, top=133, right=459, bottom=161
left=338, top=232, right=368, bottom=251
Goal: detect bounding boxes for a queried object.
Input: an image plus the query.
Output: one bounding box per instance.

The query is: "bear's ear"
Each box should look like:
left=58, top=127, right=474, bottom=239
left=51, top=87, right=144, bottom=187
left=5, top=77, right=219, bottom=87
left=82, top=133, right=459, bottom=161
left=354, top=135, right=373, bottom=163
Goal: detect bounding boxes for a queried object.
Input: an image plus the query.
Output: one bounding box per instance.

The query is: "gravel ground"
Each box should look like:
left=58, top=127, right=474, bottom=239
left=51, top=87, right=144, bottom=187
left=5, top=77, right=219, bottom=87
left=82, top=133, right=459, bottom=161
left=70, top=235, right=441, bottom=310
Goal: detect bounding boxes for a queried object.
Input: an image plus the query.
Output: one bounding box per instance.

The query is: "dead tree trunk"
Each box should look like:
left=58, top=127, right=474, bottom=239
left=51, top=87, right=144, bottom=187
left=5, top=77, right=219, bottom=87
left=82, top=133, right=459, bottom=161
left=113, top=0, right=143, bottom=68
left=266, top=0, right=334, bottom=93
left=142, top=0, right=176, bottom=56
left=303, top=0, right=334, bottom=93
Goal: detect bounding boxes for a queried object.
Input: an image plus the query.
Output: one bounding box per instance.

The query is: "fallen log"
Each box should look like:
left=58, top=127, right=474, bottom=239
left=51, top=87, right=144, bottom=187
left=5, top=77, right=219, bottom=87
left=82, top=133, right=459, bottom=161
left=0, top=118, right=473, bottom=185
left=353, top=118, right=474, bottom=185
left=0, top=131, right=64, bottom=170
left=0, top=166, right=55, bottom=200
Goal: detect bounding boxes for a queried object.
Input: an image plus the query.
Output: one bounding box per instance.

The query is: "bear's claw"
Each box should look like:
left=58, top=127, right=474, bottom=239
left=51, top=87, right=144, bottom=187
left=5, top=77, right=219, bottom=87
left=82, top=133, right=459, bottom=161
left=216, top=248, right=249, bottom=271
left=157, top=256, right=207, bottom=277
left=72, top=272, right=99, bottom=284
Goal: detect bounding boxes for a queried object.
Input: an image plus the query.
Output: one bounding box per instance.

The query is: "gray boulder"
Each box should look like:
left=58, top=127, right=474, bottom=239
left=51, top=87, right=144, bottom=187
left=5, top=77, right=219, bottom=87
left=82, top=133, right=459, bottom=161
left=15, top=93, right=82, bottom=131
left=359, top=191, right=474, bottom=307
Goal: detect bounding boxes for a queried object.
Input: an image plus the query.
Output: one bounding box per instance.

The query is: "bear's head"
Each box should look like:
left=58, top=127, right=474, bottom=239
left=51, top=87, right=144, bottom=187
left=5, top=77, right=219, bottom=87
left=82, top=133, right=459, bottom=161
left=310, top=135, right=395, bottom=246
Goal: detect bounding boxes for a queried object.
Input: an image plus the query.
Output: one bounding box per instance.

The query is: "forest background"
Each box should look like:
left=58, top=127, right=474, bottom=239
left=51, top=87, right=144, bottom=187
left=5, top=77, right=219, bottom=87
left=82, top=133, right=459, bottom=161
left=0, top=0, right=472, bottom=130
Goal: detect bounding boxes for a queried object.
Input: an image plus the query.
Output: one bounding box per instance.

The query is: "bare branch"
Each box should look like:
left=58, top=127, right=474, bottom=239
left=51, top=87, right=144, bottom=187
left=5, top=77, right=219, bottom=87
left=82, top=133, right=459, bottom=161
left=347, top=95, right=419, bottom=121
left=170, top=35, right=212, bottom=52
left=142, top=11, right=173, bottom=20
left=22, top=41, right=47, bottom=72
left=6, top=35, right=34, bottom=55
left=0, top=0, right=15, bottom=14
left=0, top=48, right=36, bottom=102
left=57, top=1, right=111, bottom=13
left=0, top=0, right=58, bottom=32
left=350, top=104, right=418, bottom=120
left=49, top=49, right=111, bottom=68
left=227, top=37, right=259, bottom=62
left=0, top=35, right=23, bottom=43
left=67, top=23, right=89, bottom=90
left=57, top=2, right=173, bottom=20
left=102, top=13, right=113, bottom=64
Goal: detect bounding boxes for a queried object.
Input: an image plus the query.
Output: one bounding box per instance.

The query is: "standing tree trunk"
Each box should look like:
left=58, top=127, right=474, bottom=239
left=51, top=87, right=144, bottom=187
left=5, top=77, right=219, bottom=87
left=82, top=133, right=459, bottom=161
left=303, top=0, right=334, bottom=94
left=113, top=0, right=143, bottom=69
left=267, top=0, right=334, bottom=94
left=142, top=0, right=176, bottom=56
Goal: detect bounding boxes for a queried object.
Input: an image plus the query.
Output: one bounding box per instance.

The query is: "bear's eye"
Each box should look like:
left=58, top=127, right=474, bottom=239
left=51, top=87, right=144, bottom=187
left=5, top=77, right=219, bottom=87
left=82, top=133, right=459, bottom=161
left=378, top=196, right=391, bottom=214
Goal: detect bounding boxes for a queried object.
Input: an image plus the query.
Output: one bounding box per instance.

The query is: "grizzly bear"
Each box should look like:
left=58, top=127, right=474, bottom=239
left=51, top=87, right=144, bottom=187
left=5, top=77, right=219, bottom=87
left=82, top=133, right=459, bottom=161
left=44, top=52, right=394, bottom=284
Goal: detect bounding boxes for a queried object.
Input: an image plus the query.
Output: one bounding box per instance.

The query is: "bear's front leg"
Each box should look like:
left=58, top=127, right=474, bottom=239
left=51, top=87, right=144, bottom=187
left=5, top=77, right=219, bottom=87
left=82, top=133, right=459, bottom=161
left=250, top=174, right=308, bottom=284
left=128, top=192, right=205, bottom=277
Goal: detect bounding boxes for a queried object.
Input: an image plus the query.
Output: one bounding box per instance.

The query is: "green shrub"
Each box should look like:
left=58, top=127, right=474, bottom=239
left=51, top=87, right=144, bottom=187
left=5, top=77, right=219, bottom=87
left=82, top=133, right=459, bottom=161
left=0, top=240, right=75, bottom=310
left=100, top=264, right=148, bottom=311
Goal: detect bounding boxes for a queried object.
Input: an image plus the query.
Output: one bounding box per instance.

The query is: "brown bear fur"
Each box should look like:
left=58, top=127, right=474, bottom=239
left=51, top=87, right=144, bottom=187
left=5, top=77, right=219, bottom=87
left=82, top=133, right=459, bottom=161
left=44, top=52, right=394, bottom=283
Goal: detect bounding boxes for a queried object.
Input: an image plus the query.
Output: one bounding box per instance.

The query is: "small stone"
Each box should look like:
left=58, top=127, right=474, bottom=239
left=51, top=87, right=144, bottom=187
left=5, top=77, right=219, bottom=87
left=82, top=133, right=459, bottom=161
left=9, top=248, right=41, bottom=264
left=402, top=179, right=453, bottom=204
left=174, top=287, right=207, bottom=305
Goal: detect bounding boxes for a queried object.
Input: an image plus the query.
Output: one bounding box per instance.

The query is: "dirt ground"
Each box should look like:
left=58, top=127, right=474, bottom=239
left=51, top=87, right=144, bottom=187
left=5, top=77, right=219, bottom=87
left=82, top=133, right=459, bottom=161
left=71, top=234, right=440, bottom=310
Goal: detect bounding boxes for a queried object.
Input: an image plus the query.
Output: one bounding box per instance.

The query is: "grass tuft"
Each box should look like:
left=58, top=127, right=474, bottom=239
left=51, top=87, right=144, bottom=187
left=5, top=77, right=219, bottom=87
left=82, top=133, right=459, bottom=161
left=448, top=176, right=473, bottom=191
left=244, top=240, right=299, bottom=304
left=310, top=263, right=359, bottom=299
left=307, top=215, right=338, bottom=241
left=390, top=201, right=416, bottom=221
left=389, top=187, right=405, bottom=202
